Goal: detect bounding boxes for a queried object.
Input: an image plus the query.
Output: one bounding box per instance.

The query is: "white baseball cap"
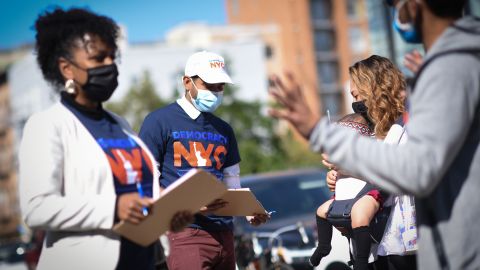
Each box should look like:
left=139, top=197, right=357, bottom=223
left=184, top=51, right=233, bottom=84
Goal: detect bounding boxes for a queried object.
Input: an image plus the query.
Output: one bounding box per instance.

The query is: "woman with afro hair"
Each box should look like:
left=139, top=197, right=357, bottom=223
left=19, top=7, right=192, bottom=270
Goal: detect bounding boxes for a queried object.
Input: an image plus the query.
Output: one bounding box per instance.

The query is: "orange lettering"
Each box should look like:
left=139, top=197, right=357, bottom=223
left=213, top=146, right=227, bottom=170
left=107, top=149, right=143, bottom=184
left=174, top=141, right=197, bottom=167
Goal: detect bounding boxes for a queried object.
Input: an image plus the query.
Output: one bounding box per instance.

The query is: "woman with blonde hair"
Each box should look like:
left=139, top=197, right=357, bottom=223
left=310, top=55, right=414, bottom=270
left=349, top=54, right=406, bottom=139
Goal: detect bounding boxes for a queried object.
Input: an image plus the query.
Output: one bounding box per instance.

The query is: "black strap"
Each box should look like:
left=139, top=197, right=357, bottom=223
left=411, top=48, right=480, bottom=91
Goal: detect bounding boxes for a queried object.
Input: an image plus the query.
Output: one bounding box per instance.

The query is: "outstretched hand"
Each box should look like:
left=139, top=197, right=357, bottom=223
left=268, top=73, right=320, bottom=139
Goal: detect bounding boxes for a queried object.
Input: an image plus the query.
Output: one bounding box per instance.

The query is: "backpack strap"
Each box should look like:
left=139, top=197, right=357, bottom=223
left=411, top=48, right=480, bottom=91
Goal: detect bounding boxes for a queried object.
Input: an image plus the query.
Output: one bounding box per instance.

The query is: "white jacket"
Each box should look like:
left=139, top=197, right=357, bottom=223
left=19, top=102, right=160, bottom=270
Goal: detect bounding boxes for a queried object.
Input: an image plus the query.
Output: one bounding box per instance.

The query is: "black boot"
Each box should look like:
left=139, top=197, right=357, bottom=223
left=310, top=215, right=332, bottom=266
left=352, top=226, right=371, bottom=270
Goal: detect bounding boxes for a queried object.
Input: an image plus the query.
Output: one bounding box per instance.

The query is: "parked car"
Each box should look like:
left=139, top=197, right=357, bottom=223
left=234, top=169, right=350, bottom=270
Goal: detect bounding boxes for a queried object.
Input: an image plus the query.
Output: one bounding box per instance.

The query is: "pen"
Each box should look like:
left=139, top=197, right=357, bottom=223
left=136, top=181, right=149, bottom=216
left=326, top=109, right=331, bottom=124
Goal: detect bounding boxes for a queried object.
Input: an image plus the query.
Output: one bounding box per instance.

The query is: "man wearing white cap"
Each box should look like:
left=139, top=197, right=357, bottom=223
left=139, top=51, right=268, bottom=269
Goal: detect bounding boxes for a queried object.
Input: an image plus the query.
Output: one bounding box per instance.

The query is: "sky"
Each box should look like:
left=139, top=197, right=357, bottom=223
left=0, top=0, right=226, bottom=50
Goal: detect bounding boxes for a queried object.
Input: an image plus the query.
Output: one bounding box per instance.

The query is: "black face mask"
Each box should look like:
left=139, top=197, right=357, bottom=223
left=352, top=100, right=375, bottom=129
left=352, top=100, right=368, bottom=114
left=81, top=64, right=119, bottom=102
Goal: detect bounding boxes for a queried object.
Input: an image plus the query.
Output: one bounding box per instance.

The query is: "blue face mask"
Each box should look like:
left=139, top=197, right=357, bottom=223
left=393, top=1, right=422, bottom=44
left=189, top=79, right=223, bottom=112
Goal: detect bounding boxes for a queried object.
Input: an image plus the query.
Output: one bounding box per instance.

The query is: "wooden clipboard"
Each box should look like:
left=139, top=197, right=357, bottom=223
left=213, top=188, right=267, bottom=216
left=113, top=169, right=228, bottom=246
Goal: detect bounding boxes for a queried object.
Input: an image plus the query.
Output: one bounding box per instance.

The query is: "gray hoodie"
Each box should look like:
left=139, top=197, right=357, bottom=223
left=310, top=17, right=480, bottom=270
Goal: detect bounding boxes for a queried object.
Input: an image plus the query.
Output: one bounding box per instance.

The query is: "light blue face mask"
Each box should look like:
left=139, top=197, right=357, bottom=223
left=189, top=79, right=223, bottom=112
left=393, top=0, right=422, bottom=44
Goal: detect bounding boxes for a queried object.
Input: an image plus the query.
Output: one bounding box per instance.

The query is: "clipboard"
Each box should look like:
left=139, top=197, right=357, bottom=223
left=213, top=188, right=267, bottom=216
left=113, top=169, right=228, bottom=246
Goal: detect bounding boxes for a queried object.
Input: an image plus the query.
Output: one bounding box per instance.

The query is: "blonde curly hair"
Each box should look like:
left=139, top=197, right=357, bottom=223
left=349, top=55, right=406, bottom=139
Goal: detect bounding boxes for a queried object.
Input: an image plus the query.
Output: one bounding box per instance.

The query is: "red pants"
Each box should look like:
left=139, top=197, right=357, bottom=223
left=167, top=228, right=236, bottom=270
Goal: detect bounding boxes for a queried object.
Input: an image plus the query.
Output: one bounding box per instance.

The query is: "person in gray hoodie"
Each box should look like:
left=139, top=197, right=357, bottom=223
left=269, top=0, right=480, bottom=269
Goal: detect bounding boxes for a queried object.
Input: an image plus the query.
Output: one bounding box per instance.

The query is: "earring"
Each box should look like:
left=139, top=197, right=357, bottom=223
left=65, top=79, right=75, bottom=94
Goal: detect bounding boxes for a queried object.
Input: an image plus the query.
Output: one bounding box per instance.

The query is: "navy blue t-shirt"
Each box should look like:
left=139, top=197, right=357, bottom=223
left=139, top=101, right=241, bottom=231
left=61, top=93, right=155, bottom=270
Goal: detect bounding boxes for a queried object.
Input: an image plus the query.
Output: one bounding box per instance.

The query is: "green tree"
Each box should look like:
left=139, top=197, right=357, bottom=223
left=215, top=84, right=323, bottom=174
left=106, top=71, right=169, bottom=132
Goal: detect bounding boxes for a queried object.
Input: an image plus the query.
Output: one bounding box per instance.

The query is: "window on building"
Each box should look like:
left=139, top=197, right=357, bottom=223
left=265, top=45, right=274, bottom=59
left=314, top=29, right=335, bottom=52
left=317, top=61, right=339, bottom=85
left=347, top=0, right=364, bottom=20
left=320, top=92, right=343, bottom=117
left=348, top=26, right=367, bottom=54
left=232, top=0, right=239, bottom=16
left=311, top=0, right=332, bottom=20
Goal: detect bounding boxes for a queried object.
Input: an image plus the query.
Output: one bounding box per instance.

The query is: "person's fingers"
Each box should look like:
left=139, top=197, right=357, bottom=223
left=253, top=215, right=264, bottom=223
left=403, top=56, right=417, bottom=66
left=129, top=199, right=143, bottom=212
left=326, top=170, right=337, bottom=192
left=249, top=217, right=261, bottom=226
left=201, top=200, right=228, bottom=213
left=269, top=86, right=291, bottom=108
left=327, top=170, right=337, bottom=181
left=284, top=71, right=303, bottom=99
left=321, top=159, right=333, bottom=169
left=124, top=208, right=141, bottom=224
left=404, top=50, right=423, bottom=74
left=404, top=61, right=413, bottom=70
left=413, top=53, right=423, bottom=65
left=268, top=108, right=293, bottom=122
left=130, top=209, right=146, bottom=221
left=412, top=49, right=422, bottom=59
left=209, top=202, right=228, bottom=211
left=209, top=199, right=226, bottom=205
left=254, top=213, right=270, bottom=223
left=272, top=74, right=287, bottom=94
left=258, top=215, right=269, bottom=223
left=138, top=197, right=153, bottom=208
left=207, top=200, right=228, bottom=208
left=273, top=74, right=300, bottom=102
left=404, top=53, right=415, bottom=62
